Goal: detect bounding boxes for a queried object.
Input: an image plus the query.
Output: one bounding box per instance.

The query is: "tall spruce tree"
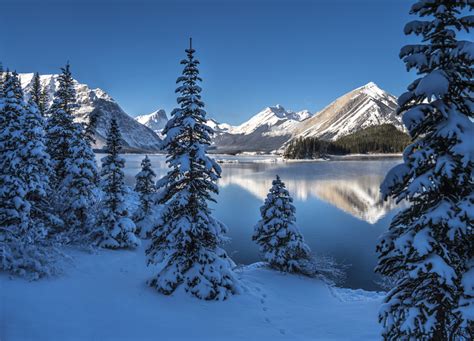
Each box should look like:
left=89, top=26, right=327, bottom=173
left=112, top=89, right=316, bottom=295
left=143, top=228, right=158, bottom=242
left=39, top=85, right=50, bottom=116
left=146, top=40, right=240, bottom=300
left=29, top=72, right=46, bottom=116
left=134, top=155, right=156, bottom=237
left=253, top=175, right=312, bottom=274
left=0, top=72, right=59, bottom=279
left=95, top=118, right=139, bottom=249
left=376, top=1, right=473, bottom=339
left=57, top=121, right=99, bottom=239
left=46, top=63, right=77, bottom=186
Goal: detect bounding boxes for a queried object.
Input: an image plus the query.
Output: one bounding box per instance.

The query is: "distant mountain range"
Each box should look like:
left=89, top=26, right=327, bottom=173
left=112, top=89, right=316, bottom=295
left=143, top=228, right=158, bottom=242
left=19, top=73, right=403, bottom=154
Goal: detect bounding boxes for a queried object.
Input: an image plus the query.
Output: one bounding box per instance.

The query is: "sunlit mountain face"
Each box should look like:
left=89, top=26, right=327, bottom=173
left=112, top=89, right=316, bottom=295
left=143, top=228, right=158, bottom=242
left=217, top=159, right=400, bottom=224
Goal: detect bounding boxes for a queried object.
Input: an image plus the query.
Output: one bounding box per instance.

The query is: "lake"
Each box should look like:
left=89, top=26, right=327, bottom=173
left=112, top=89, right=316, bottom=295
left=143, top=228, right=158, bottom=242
left=103, top=154, right=402, bottom=291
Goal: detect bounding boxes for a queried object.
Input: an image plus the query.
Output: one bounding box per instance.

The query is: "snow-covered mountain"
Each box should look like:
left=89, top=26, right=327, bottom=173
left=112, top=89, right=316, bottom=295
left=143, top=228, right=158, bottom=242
left=229, top=105, right=311, bottom=135
left=135, top=109, right=168, bottom=133
left=291, top=82, right=402, bottom=141
left=19, top=73, right=162, bottom=152
left=206, top=118, right=232, bottom=134
left=210, top=82, right=402, bottom=153
left=211, top=105, right=312, bottom=153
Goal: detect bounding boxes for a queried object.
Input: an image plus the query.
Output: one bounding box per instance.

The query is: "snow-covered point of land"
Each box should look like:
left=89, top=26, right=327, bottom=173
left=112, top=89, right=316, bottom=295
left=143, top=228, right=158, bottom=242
left=0, top=243, right=382, bottom=340
left=18, top=73, right=162, bottom=152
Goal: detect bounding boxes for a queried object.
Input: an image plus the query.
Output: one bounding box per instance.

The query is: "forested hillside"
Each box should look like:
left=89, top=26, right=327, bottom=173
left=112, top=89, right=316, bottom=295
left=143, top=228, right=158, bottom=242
left=284, top=124, right=410, bottom=159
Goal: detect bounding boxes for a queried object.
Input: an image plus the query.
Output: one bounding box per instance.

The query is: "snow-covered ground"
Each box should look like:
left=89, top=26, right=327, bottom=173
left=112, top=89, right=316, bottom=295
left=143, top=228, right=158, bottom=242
left=1, top=243, right=383, bottom=340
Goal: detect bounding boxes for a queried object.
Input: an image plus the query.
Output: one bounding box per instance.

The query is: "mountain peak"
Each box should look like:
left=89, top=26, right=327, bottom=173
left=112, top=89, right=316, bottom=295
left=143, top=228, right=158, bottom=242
left=353, top=81, right=388, bottom=99
left=135, top=109, right=168, bottom=133
left=363, top=81, right=377, bottom=88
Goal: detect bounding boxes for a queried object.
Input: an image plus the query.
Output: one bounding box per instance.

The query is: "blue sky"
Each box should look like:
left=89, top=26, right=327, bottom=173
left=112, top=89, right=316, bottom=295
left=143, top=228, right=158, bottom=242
left=1, top=0, right=418, bottom=124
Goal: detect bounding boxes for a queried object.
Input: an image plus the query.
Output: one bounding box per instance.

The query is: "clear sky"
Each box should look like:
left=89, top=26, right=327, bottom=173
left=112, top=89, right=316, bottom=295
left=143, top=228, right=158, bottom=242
left=2, top=0, right=420, bottom=124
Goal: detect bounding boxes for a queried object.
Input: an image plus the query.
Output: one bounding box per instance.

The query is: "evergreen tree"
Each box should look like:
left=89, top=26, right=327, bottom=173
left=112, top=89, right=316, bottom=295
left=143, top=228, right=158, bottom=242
left=84, top=110, right=100, bottom=146
left=376, top=1, right=473, bottom=339
left=57, top=121, right=99, bottom=239
left=0, top=72, right=59, bottom=279
left=95, top=118, right=139, bottom=249
left=46, top=63, right=77, bottom=186
left=29, top=72, right=46, bottom=116
left=253, top=175, right=312, bottom=274
left=134, top=155, right=156, bottom=237
left=45, top=63, right=99, bottom=240
left=146, top=40, right=240, bottom=300
left=39, top=85, right=50, bottom=116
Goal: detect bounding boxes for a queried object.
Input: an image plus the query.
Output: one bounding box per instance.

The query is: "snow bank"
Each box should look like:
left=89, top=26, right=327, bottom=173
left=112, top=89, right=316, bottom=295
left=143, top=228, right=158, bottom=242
left=0, top=244, right=382, bottom=340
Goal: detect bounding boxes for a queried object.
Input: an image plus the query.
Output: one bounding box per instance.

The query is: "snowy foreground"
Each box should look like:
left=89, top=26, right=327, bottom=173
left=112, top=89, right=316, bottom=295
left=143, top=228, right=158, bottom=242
left=1, top=244, right=383, bottom=340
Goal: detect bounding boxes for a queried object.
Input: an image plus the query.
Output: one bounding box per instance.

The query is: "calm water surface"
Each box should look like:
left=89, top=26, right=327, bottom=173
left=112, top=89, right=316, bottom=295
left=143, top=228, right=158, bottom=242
left=99, top=154, right=402, bottom=291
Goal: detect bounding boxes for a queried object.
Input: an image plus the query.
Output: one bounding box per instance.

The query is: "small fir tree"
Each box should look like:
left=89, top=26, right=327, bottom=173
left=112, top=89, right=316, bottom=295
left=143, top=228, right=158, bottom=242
left=146, top=40, right=240, bottom=300
left=134, top=155, right=156, bottom=237
left=376, top=1, right=473, bottom=339
left=253, top=175, right=312, bottom=274
left=95, top=118, right=139, bottom=249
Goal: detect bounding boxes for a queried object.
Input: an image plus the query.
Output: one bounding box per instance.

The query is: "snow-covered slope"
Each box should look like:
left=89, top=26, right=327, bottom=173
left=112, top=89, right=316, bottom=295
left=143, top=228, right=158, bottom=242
left=206, top=118, right=232, bottom=134
left=135, top=109, right=168, bottom=133
left=0, top=244, right=383, bottom=340
left=292, top=82, right=402, bottom=141
left=19, top=73, right=162, bottom=152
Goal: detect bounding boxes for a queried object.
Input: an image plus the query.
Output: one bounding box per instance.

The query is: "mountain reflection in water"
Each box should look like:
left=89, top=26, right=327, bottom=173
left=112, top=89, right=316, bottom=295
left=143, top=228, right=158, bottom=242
left=116, top=154, right=402, bottom=290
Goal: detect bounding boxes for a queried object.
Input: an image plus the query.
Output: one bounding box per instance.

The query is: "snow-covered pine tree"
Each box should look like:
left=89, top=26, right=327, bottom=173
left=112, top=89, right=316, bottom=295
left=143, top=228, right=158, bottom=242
left=0, top=72, right=59, bottom=279
left=376, top=1, right=473, bottom=339
left=29, top=72, right=46, bottom=116
left=39, top=85, right=50, bottom=116
left=133, top=155, right=156, bottom=237
left=146, top=40, right=240, bottom=300
left=95, top=118, right=139, bottom=249
left=57, top=121, right=99, bottom=240
left=253, top=175, right=312, bottom=274
left=46, top=63, right=77, bottom=186
left=20, top=77, right=60, bottom=232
